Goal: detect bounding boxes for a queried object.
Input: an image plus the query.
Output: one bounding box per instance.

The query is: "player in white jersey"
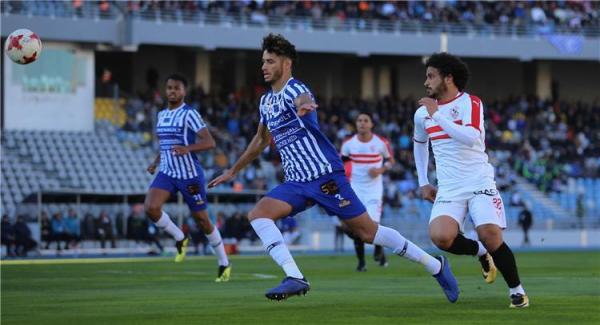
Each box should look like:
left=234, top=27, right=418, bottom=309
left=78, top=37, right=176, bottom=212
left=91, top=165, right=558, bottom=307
left=209, top=34, right=459, bottom=302
left=145, top=74, right=231, bottom=282
left=341, top=112, right=395, bottom=271
left=413, top=53, right=528, bottom=308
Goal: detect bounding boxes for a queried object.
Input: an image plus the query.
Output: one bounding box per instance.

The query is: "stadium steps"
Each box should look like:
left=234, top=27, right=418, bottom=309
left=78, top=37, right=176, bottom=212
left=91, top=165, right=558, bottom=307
left=514, top=177, right=571, bottom=220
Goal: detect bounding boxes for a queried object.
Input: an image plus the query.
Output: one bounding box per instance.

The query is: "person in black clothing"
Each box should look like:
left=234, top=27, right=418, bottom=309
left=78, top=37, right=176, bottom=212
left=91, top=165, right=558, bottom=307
left=14, top=216, right=38, bottom=256
left=517, top=203, right=533, bottom=246
left=40, top=212, right=52, bottom=249
left=1, top=215, right=16, bottom=257
left=96, top=211, right=116, bottom=249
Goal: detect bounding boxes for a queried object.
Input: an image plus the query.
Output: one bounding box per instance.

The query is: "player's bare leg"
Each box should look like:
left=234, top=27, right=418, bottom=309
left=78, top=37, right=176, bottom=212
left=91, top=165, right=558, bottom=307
left=340, top=223, right=367, bottom=271
left=430, top=215, right=496, bottom=284
left=477, top=224, right=529, bottom=308
left=342, top=212, right=459, bottom=303
left=192, top=209, right=231, bottom=282
left=145, top=188, right=187, bottom=261
left=248, top=197, right=309, bottom=300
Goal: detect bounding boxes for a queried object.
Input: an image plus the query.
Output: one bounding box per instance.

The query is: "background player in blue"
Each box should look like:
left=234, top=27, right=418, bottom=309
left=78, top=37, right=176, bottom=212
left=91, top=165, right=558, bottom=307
left=209, top=34, right=459, bottom=301
left=145, top=74, right=231, bottom=282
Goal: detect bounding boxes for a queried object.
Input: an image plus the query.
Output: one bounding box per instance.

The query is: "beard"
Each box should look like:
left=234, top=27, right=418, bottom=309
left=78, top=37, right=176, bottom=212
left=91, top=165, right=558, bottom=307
left=266, top=67, right=283, bottom=85
left=168, top=96, right=182, bottom=105
left=428, top=83, right=447, bottom=100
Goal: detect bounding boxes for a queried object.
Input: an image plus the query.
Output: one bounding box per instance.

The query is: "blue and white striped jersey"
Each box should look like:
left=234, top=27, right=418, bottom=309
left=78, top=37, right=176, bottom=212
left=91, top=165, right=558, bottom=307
left=259, top=78, right=344, bottom=182
left=156, top=103, right=206, bottom=180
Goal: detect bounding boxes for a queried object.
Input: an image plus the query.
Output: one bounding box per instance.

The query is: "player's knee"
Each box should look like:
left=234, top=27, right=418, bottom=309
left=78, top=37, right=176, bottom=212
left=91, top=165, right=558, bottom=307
left=478, top=229, right=502, bottom=252
left=144, top=202, right=161, bottom=219
left=431, top=234, right=454, bottom=251
left=196, top=216, right=212, bottom=232
left=357, top=229, right=375, bottom=244
left=247, top=209, right=259, bottom=221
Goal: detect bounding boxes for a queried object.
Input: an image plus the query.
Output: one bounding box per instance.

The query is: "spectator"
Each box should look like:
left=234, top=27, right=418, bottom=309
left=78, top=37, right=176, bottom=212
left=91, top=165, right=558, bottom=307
left=82, top=212, right=96, bottom=241
left=1, top=215, right=16, bottom=257
left=127, top=209, right=146, bottom=245
left=576, top=193, right=585, bottom=229
left=40, top=211, right=52, bottom=249
left=64, top=209, right=81, bottom=249
left=14, top=216, right=38, bottom=256
left=517, top=203, right=533, bottom=246
left=50, top=212, right=68, bottom=251
left=96, top=211, right=116, bottom=249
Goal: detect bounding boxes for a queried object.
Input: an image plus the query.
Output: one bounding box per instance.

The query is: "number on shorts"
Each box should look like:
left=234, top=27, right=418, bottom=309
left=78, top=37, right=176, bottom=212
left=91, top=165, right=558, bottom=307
left=492, top=197, right=503, bottom=211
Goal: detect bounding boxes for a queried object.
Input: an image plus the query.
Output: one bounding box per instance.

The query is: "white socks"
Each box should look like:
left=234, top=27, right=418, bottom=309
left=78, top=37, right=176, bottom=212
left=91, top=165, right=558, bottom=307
left=373, top=225, right=441, bottom=275
left=155, top=211, right=184, bottom=241
left=206, top=228, right=229, bottom=266
left=477, top=241, right=488, bottom=257
left=509, top=284, right=526, bottom=296
left=251, top=218, right=304, bottom=279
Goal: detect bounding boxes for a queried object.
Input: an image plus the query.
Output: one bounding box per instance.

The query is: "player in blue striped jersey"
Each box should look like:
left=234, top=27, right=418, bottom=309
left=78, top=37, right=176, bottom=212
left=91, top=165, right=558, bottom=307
left=209, top=34, right=459, bottom=301
left=145, top=74, right=231, bottom=282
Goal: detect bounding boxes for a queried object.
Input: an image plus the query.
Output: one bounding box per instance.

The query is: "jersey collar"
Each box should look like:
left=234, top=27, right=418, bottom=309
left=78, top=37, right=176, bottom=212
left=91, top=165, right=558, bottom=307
left=437, top=92, right=464, bottom=105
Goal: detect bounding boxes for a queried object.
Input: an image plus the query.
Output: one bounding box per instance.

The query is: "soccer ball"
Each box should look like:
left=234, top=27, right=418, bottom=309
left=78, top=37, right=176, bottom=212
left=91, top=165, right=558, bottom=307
left=4, top=29, right=42, bottom=65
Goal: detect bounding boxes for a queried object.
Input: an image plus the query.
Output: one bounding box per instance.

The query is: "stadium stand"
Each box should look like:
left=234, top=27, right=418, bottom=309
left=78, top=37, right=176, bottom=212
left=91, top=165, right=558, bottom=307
left=3, top=1, right=598, bottom=36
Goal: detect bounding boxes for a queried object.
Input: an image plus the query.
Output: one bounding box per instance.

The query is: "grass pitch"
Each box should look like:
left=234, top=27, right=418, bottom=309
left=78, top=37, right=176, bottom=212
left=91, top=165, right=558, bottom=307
left=2, top=251, right=599, bottom=324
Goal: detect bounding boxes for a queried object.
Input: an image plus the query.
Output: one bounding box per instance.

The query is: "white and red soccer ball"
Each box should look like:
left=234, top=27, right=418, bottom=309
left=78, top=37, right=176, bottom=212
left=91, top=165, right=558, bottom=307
left=4, top=29, right=42, bottom=65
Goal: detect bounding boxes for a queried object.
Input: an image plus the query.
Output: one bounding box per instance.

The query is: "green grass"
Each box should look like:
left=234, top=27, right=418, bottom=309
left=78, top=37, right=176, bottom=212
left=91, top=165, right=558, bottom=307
left=2, top=251, right=600, bottom=325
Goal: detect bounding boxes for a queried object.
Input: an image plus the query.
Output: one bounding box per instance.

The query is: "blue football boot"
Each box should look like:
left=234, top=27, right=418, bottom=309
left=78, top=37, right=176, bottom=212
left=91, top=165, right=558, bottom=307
left=265, top=277, right=310, bottom=301
left=432, top=255, right=460, bottom=303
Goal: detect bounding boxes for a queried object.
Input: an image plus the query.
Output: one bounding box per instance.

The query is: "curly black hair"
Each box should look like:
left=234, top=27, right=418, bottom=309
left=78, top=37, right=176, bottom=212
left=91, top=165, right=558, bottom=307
left=425, top=53, right=470, bottom=91
left=262, top=33, right=297, bottom=65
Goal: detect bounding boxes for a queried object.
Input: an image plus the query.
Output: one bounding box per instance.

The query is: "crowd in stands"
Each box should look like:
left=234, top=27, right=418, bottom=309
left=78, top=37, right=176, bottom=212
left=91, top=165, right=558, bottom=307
left=118, top=84, right=599, bottom=198
left=3, top=1, right=599, bottom=35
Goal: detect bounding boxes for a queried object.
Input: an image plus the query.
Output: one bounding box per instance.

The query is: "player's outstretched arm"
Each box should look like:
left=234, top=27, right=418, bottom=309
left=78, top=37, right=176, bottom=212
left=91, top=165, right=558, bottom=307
left=208, top=123, right=271, bottom=188
left=172, top=128, right=216, bottom=156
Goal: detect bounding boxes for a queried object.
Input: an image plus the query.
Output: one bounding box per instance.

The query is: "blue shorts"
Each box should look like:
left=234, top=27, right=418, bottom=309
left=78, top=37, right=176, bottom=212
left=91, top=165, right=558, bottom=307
left=149, top=172, right=208, bottom=212
left=266, top=171, right=366, bottom=220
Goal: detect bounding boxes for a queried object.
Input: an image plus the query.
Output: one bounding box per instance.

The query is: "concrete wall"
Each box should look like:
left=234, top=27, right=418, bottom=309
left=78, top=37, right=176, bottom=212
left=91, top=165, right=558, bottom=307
left=550, top=60, right=600, bottom=102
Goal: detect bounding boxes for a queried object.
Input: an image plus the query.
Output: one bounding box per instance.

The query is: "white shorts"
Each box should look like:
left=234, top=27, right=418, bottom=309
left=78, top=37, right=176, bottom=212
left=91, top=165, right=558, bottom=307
left=354, top=193, right=382, bottom=223
left=429, top=186, right=507, bottom=232
left=353, top=186, right=383, bottom=223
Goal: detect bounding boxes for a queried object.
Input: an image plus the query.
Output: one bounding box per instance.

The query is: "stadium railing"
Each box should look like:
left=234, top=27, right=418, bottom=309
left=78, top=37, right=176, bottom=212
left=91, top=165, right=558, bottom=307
left=2, top=2, right=598, bottom=38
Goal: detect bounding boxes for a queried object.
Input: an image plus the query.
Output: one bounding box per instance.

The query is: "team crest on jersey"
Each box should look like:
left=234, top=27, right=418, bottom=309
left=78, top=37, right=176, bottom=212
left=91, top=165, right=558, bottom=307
left=450, top=107, right=459, bottom=120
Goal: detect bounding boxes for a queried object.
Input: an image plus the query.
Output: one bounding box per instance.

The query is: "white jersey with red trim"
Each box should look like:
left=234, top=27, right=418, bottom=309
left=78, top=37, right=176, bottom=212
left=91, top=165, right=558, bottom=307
left=340, top=134, right=392, bottom=195
left=413, top=92, right=495, bottom=193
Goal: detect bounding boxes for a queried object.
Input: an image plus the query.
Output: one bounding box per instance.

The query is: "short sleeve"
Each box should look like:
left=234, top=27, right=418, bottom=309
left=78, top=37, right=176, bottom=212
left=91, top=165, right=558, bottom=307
left=186, top=109, right=207, bottom=133
left=258, top=95, right=266, bottom=125
left=463, top=95, right=484, bottom=133
left=340, top=139, right=351, bottom=156
left=284, top=81, right=314, bottom=108
left=413, top=110, right=429, bottom=143
left=378, top=136, right=393, bottom=159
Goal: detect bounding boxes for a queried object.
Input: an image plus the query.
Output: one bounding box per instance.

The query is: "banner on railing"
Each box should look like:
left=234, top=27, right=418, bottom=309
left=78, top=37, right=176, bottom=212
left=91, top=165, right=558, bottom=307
left=546, top=34, right=584, bottom=55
